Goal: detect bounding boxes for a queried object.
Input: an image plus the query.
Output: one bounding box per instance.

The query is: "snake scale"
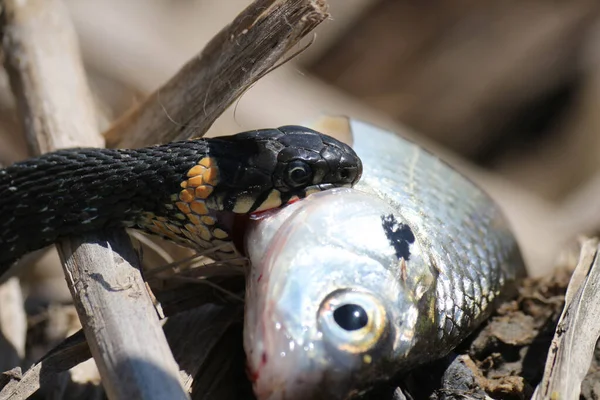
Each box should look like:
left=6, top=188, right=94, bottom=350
left=0, top=126, right=362, bottom=273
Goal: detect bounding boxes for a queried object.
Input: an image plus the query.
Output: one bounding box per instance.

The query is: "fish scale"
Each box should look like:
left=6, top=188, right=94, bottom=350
left=352, top=119, right=523, bottom=351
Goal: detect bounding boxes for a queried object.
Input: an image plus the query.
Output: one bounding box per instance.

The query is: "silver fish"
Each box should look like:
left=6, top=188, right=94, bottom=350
left=243, top=120, right=527, bottom=399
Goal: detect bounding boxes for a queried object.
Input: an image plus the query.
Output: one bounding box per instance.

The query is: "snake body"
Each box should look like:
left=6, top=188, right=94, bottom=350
left=0, top=126, right=362, bottom=273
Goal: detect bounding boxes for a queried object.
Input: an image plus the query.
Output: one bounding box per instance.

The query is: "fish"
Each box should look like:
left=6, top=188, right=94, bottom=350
left=242, top=119, right=527, bottom=399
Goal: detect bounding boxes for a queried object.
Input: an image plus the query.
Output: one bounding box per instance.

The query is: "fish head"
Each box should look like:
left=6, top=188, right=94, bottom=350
left=244, top=188, right=436, bottom=399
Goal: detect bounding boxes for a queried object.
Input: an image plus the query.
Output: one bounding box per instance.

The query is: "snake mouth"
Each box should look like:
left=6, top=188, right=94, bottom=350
left=230, top=183, right=349, bottom=256
left=285, top=183, right=352, bottom=205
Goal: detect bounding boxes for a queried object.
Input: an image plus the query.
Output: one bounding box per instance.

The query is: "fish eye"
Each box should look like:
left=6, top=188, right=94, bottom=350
left=333, top=304, right=368, bottom=331
left=284, top=160, right=313, bottom=188
left=318, top=290, right=387, bottom=354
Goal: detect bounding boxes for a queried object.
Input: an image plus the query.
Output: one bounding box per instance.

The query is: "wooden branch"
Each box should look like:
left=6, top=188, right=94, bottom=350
left=104, top=0, right=330, bottom=148
left=0, top=1, right=102, bottom=152
left=0, top=331, right=90, bottom=400
left=0, top=1, right=187, bottom=399
left=0, top=279, right=244, bottom=398
left=532, top=238, right=600, bottom=400
left=0, top=277, right=26, bottom=372
left=58, top=230, right=188, bottom=399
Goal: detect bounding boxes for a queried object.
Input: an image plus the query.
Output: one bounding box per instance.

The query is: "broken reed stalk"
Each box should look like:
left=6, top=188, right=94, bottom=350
left=104, top=0, right=330, bottom=148
left=0, top=331, right=91, bottom=400
left=532, top=238, right=600, bottom=400
left=0, top=0, right=188, bottom=399
left=0, top=0, right=330, bottom=397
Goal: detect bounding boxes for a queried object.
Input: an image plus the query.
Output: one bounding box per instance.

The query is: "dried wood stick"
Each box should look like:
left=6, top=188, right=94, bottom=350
left=0, top=331, right=90, bottom=400
left=0, top=277, right=26, bottom=372
left=532, top=238, right=600, bottom=400
left=58, top=231, right=189, bottom=400
left=0, top=278, right=244, bottom=398
left=0, top=1, right=188, bottom=399
left=104, top=0, right=330, bottom=148
left=0, top=2, right=102, bottom=152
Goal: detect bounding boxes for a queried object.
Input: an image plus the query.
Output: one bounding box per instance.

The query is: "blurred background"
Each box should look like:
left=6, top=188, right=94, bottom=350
left=3, top=0, right=600, bottom=394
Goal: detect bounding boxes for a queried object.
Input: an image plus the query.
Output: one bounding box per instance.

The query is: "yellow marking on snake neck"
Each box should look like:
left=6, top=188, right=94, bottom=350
left=181, top=229, right=195, bottom=241
left=187, top=165, right=206, bottom=177
left=187, top=213, right=202, bottom=226
left=190, top=200, right=208, bottom=215
left=253, top=189, right=282, bottom=212
left=202, top=167, right=219, bottom=186
left=196, top=224, right=212, bottom=241
left=179, top=160, right=218, bottom=212
left=179, top=189, right=195, bottom=203
left=201, top=216, right=216, bottom=225
left=187, top=175, right=204, bottom=187
left=152, top=220, right=171, bottom=236
left=165, top=223, right=181, bottom=234
left=176, top=202, right=191, bottom=214
left=145, top=156, right=239, bottom=254
left=194, top=184, right=213, bottom=199
left=184, top=223, right=198, bottom=233
left=213, top=228, right=228, bottom=239
left=198, top=157, right=216, bottom=168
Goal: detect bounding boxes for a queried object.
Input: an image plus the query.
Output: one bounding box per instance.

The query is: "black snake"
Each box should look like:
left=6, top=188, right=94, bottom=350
left=0, top=125, right=362, bottom=273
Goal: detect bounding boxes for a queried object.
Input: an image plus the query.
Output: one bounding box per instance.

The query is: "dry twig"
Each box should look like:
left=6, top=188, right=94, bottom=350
left=533, top=238, right=600, bottom=400
left=104, top=0, right=330, bottom=148
left=0, top=0, right=187, bottom=398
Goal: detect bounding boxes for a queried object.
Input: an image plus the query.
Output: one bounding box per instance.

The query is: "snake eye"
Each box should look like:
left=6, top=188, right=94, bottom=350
left=284, top=160, right=313, bottom=188
left=318, top=290, right=387, bottom=354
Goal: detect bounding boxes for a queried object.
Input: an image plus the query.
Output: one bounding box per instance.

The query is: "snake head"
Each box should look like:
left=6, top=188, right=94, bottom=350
left=206, top=125, right=363, bottom=214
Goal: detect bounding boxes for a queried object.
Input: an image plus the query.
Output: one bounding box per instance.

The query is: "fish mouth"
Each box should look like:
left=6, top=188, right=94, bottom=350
left=246, top=319, right=326, bottom=400
left=247, top=325, right=352, bottom=400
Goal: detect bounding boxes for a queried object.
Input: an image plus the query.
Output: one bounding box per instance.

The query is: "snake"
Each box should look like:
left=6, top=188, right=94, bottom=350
left=0, top=125, right=362, bottom=274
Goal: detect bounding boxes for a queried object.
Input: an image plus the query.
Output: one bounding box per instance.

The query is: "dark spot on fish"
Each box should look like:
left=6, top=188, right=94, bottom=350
left=381, top=214, right=415, bottom=261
